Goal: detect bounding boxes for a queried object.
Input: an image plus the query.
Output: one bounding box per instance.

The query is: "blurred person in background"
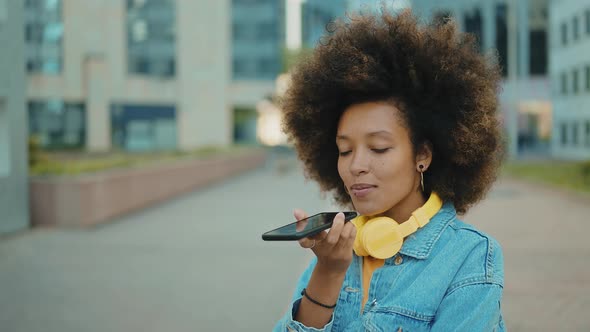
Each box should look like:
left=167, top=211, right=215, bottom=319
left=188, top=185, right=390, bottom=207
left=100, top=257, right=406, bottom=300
left=273, top=10, right=505, bottom=332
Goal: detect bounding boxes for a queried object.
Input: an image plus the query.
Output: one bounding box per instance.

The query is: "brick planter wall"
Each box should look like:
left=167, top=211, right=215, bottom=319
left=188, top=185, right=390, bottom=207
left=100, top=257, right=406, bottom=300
left=30, top=150, right=267, bottom=227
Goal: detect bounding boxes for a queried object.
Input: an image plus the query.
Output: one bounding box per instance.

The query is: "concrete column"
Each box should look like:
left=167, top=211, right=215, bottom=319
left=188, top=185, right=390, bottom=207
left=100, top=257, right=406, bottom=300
left=0, top=0, right=29, bottom=233
left=452, top=7, right=464, bottom=32
left=85, top=55, right=111, bottom=151
left=176, top=0, right=231, bottom=150
left=481, top=0, right=496, bottom=52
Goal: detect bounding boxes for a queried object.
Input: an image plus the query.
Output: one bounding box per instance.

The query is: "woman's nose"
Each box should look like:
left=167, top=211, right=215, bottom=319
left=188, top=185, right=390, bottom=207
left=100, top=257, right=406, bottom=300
left=349, top=151, right=369, bottom=175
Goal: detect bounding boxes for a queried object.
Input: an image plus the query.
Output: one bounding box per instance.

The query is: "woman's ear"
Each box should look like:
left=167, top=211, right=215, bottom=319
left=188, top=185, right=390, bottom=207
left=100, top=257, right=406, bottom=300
left=415, top=141, right=433, bottom=171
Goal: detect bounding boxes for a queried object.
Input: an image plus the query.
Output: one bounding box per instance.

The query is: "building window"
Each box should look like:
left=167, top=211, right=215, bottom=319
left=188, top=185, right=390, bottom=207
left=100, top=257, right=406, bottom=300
left=258, top=58, right=278, bottom=79
left=561, top=123, right=568, bottom=145
left=586, top=65, right=590, bottom=92
left=585, top=121, right=590, bottom=147
left=110, top=104, right=177, bottom=152
left=231, top=0, right=284, bottom=80
left=257, top=22, right=277, bottom=40
left=561, top=72, right=568, bottom=95
left=530, top=29, right=547, bottom=75
left=496, top=4, right=508, bottom=77
left=233, top=59, right=246, bottom=77
left=572, top=122, right=579, bottom=146
left=561, top=22, right=568, bottom=45
left=464, top=9, right=483, bottom=51
left=28, top=100, right=86, bottom=149
left=573, top=69, right=579, bottom=94
left=25, top=0, right=63, bottom=74
left=127, top=0, right=176, bottom=78
left=573, top=16, right=580, bottom=41
left=586, top=9, right=590, bottom=35
left=529, top=1, right=548, bottom=75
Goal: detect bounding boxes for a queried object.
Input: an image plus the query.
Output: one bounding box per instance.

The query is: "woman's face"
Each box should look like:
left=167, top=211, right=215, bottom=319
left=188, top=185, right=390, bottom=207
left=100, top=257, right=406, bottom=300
left=336, top=102, right=427, bottom=219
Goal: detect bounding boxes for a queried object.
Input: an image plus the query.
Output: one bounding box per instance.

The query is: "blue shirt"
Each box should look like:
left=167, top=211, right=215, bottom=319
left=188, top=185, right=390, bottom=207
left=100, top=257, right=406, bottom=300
left=274, top=203, right=506, bottom=331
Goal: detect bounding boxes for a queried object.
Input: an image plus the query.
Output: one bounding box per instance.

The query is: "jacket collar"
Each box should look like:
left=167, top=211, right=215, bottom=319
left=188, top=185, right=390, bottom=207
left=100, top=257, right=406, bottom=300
left=396, top=202, right=456, bottom=260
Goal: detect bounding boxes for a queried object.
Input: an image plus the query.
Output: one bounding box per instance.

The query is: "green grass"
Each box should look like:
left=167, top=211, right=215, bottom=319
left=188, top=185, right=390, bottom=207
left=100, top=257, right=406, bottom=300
left=501, top=160, right=590, bottom=193
left=30, top=145, right=260, bottom=177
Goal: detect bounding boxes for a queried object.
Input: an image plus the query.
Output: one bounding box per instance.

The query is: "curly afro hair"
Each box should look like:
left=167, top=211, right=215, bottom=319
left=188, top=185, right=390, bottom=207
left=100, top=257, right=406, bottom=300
left=281, top=10, right=503, bottom=215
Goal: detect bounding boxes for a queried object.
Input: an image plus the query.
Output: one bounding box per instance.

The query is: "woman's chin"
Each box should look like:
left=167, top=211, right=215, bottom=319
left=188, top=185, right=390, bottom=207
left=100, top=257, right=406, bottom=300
left=354, top=204, right=387, bottom=217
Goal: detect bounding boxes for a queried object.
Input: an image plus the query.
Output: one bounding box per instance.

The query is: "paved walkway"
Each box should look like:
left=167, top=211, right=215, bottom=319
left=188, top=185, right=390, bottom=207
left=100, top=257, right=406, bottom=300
left=466, top=178, right=590, bottom=331
left=0, top=159, right=588, bottom=331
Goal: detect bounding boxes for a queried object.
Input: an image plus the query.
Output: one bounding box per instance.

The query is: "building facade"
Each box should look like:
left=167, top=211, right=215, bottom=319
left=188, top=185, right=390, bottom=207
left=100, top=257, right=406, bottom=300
left=268, top=0, right=552, bottom=154
left=550, top=0, right=590, bottom=160
left=26, top=0, right=232, bottom=152
left=412, top=0, right=551, bottom=159
left=0, top=0, right=29, bottom=234
left=301, top=0, right=347, bottom=48
left=230, top=0, right=286, bottom=108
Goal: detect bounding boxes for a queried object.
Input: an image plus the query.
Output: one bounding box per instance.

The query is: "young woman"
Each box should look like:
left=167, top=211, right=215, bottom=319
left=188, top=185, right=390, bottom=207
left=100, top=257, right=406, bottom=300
left=273, top=11, right=505, bottom=332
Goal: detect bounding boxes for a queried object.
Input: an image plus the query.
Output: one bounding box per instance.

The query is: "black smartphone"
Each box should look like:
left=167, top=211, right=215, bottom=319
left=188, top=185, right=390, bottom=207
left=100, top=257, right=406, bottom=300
left=261, top=211, right=357, bottom=241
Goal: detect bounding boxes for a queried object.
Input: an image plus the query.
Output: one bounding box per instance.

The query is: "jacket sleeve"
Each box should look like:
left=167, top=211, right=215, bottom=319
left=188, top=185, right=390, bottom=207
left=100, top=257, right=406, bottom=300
left=272, top=257, right=336, bottom=332
left=430, top=282, right=506, bottom=331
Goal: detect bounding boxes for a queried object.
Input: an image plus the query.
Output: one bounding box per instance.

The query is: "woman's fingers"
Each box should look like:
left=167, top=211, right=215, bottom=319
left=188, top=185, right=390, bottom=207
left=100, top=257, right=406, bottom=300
left=339, top=220, right=356, bottom=242
left=293, top=209, right=315, bottom=248
left=334, top=220, right=357, bottom=251
left=293, top=208, right=308, bottom=221
left=294, top=209, right=308, bottom=232
left=324, top=212, right=345, bottom=246
left=294, top=210, right=354, bottom=253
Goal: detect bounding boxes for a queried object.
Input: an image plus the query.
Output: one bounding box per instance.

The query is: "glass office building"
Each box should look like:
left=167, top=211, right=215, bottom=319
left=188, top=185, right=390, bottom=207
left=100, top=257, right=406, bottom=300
left=301, top=0, right=347, bottom=48
left=24, top=0, right=232, bottom=152
left=412, top=0, right=550, bottom=158
left=551, top=1, right=590, bottom=159
left=231, top=0, right=285, bottom=80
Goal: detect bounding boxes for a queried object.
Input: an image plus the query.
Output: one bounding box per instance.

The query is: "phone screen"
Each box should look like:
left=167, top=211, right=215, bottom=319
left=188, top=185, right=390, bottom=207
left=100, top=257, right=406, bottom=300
left=262, top=212, right=357, bottom=241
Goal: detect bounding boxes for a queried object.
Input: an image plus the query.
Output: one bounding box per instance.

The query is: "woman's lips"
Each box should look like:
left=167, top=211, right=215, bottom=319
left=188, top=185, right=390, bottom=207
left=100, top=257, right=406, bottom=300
left=350, top=184, right=376, bottom=198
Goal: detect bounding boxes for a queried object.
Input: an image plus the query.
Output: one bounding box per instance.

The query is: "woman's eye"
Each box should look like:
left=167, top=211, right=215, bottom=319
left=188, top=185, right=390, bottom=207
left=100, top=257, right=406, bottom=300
left=372, top=148, right=390, bottom=154
left=339, top=151, right=351, bottom=156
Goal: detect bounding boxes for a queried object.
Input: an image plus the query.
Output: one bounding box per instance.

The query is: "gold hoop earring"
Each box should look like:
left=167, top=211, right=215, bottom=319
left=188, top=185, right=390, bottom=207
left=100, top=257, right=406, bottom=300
left=420, top=172, right=424, bottom=192
left=418, top=164, right=425, bottom=192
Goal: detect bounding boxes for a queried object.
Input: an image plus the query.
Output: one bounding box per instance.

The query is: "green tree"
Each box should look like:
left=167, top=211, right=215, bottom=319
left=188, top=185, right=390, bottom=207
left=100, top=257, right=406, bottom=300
left=281, top=47, right=314, bottom=73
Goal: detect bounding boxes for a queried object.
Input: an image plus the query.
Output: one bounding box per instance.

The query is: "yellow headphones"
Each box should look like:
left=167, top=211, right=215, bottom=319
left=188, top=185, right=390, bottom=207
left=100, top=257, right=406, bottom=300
left=351, top=192, right=443, bottom=259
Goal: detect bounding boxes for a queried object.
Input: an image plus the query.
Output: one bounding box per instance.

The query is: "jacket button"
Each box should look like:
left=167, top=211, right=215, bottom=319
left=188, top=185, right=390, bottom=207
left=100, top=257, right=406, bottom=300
left=394, top=255, right=403, bottom=265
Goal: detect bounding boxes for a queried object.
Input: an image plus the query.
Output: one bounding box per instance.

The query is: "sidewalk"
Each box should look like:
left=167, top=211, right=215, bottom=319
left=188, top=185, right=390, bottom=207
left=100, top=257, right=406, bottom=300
left=465, top=178, right=590, bottom=331
left=0, top=162, right=588, bottom=331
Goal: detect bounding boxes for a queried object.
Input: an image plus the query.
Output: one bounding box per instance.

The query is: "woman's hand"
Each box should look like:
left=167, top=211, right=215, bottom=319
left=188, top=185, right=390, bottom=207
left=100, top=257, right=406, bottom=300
left=294, top=209, right=357, bottom=275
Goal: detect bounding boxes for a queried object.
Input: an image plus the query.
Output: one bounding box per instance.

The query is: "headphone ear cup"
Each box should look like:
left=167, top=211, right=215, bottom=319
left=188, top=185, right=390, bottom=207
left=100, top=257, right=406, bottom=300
left=351, top=216, right=369, bottom=256
left=362, top=217, right=404, bottom=259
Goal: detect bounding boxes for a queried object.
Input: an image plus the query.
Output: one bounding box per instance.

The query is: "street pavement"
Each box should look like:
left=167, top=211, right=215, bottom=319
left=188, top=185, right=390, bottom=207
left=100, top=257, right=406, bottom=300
left=0, top=156, right=589, bottom=331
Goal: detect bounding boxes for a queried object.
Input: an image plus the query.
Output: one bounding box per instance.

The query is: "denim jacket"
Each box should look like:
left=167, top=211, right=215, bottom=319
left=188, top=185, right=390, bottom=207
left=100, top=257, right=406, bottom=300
left=274, top=203, right=505, bottom=331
